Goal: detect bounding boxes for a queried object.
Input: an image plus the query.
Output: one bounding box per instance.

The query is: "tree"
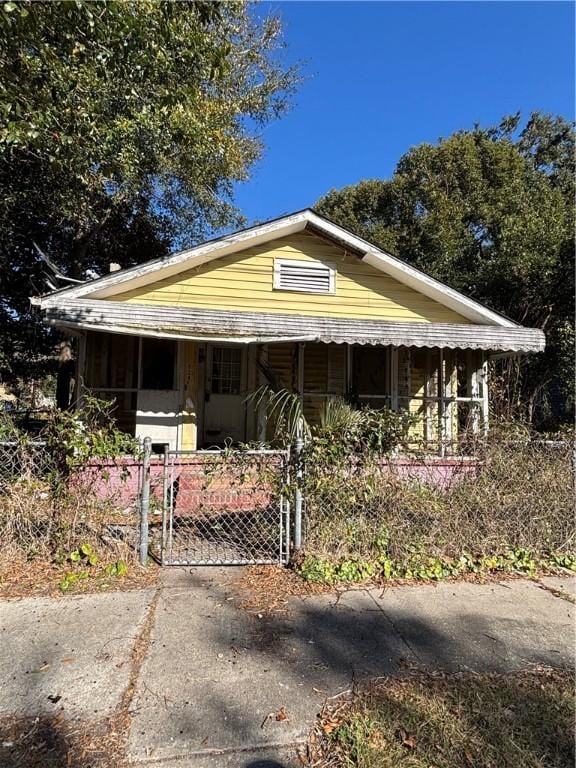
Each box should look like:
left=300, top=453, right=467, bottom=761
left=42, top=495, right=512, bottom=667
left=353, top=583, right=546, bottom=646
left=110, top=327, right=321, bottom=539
left=316, top=114, right=575, bottom=425
left=0, top=0, right=298, bottom=380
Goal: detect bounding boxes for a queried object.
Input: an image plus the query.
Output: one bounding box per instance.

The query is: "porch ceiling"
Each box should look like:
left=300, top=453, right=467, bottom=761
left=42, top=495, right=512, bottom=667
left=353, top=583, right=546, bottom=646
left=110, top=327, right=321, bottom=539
left=44, top=299, right=545, bottom=353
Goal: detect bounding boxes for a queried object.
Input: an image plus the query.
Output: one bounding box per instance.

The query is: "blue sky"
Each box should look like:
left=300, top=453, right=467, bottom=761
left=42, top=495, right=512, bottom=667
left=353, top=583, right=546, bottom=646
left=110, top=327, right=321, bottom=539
left=234, top=1, right=575, bottom=224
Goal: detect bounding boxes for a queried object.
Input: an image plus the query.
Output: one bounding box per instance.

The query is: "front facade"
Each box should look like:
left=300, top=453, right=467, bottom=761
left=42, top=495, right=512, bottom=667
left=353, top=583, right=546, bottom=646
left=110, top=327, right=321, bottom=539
left=33, top=210, right=545, bottom=453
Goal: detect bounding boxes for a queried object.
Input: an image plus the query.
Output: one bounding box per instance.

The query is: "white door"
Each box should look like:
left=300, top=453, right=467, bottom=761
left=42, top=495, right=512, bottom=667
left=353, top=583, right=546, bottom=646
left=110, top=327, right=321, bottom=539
left=203, top=345, right=246, bottom=446
left=135, top=338, right=180, bottom=450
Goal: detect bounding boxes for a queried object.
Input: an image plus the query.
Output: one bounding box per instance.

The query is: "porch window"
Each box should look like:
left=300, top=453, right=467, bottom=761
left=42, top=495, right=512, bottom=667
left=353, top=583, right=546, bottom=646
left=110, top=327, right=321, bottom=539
left=84, top=333, right=139, bottom=434
left=211, top=346, right=242, bottom=395
left=141, top=338, right=176, bottom=390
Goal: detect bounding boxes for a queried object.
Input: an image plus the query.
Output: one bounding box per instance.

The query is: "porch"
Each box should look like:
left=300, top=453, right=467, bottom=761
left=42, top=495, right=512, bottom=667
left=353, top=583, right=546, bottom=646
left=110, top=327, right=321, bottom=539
left=79, top=330, right=489, bottom=453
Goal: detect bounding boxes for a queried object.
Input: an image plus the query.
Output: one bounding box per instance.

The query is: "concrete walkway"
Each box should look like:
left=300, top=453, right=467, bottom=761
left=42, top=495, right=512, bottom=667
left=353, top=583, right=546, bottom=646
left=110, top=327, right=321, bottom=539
left=0, top=570, right=573, bottom=768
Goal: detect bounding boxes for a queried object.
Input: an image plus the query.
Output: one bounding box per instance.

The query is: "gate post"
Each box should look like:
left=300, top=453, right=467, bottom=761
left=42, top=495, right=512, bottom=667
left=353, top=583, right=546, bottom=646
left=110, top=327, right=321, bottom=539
left=139, top=437, right=152, bottom=567
left=293, top=420, right=304, bottom=552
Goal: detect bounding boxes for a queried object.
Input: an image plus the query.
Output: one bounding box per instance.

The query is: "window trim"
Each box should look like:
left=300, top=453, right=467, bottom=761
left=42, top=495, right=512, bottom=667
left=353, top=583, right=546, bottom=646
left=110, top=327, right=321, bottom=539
left=206, top=344, right=245, bottom=396
left=273, top=258, right=336, bottom=295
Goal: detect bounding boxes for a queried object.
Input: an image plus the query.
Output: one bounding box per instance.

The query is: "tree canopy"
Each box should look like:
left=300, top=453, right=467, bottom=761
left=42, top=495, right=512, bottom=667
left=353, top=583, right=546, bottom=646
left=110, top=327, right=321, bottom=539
left=316, top=114, right=575, bottom=424
left=0, top=0, right=298, bottom=380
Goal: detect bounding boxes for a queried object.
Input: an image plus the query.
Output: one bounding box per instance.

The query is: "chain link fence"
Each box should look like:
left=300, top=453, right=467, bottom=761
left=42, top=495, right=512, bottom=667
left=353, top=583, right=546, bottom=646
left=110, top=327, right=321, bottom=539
left=148, top=449, right=290, bottom=566
left=0, top=440, right=142, bottom=566
left=300, top=438, right=575, bottom=565
left=0, top=435, right=573, bottom=573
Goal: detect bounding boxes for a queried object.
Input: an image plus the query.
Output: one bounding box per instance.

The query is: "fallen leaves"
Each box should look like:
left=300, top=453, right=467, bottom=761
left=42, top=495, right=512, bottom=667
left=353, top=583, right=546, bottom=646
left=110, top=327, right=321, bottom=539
left=229, top=565, right=330, bottom=615
left=321, top=716, right=342, bottom=735
left=261, top=706, right=290, bottom=728
left=395, top=726, right=417, bottom=749
left=0, top=553, right=158, bottom=600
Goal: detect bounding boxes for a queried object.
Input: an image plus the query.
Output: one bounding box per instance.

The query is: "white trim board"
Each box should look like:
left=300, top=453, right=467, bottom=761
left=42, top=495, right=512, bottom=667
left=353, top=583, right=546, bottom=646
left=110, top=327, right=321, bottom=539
left=34, top=209, right=517, bottom=328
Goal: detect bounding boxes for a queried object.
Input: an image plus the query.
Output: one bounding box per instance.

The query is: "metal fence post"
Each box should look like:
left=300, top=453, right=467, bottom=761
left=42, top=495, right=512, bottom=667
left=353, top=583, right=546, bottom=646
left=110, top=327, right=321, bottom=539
left=572, top=440, right=576, bottom=495
left=293, top=419, right=304, bottom=552
left=139, top=437, right=152, bottom=567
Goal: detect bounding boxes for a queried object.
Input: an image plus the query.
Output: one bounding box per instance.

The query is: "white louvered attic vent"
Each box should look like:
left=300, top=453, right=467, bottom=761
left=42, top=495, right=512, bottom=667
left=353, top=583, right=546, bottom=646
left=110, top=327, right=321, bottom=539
left=273, top=259, right=336, bottom=294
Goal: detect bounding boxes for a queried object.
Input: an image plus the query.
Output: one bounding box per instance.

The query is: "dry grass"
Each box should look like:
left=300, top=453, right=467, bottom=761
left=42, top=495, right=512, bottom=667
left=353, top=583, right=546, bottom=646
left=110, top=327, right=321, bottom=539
left=307, top=667, right=575, bottom=768
left=0, top=451, right=157, bottom=598
left=304, top=440, right=574, bottom=563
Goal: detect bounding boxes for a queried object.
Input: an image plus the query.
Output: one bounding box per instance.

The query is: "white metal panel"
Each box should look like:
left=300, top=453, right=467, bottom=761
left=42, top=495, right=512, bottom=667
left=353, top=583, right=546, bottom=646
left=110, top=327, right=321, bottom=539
left=136, top=389, right=180, bottom=449
left=273, top=258, right=335, bottom=294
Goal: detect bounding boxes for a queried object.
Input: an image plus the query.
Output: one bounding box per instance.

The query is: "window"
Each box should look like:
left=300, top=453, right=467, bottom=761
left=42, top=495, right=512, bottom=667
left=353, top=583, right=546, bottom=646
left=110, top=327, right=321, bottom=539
left=141, top=338, right=176, bottom=390
left=273, top=258, right=335, bottom=294
left=211, top=346, right=242, bottom=395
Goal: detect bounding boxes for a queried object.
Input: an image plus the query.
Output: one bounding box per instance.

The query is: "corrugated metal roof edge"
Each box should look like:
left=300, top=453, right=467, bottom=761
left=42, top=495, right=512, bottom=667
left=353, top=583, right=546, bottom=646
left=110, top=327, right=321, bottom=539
left=45, top=300, right=545, bottom=354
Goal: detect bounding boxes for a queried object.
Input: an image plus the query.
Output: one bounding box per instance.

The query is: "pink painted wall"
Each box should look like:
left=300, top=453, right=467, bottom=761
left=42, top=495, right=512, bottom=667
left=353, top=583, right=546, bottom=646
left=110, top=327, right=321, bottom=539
left=72, top=453, right=480, bottom=514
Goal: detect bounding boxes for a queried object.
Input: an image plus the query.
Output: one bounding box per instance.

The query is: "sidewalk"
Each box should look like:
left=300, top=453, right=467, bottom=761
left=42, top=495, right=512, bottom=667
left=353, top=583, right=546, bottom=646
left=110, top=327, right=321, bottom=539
left=0, top=570, right=573, bottom=768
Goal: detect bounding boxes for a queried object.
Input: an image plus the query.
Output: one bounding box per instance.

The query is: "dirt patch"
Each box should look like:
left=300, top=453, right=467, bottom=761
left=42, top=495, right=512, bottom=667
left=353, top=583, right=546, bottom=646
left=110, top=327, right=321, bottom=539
left=0, top=554, right=158, bottom=600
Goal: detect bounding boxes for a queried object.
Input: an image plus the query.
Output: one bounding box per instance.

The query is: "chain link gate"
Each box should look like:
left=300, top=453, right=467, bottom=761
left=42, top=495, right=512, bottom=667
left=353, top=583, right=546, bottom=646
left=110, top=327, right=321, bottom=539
left=151, top=449, right=290, bottom=566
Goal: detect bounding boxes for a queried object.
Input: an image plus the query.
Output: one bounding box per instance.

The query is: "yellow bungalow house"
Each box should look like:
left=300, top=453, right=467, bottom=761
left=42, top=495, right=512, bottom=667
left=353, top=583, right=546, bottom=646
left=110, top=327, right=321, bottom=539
left=33, top=209, right=545, bottom=452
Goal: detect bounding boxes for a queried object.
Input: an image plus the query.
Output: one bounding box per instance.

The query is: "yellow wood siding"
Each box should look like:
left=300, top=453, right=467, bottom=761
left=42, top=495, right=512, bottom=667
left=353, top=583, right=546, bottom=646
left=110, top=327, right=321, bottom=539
left=303, top=343, right=346, bottom=426
left=180, top=341, right=198, bottom=450
left=114, top=232, right=469, bottom=323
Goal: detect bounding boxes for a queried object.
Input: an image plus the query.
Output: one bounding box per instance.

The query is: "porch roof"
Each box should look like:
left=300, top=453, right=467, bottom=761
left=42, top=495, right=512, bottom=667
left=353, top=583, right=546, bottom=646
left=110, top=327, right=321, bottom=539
left=44, top=299, right=545, bottom=353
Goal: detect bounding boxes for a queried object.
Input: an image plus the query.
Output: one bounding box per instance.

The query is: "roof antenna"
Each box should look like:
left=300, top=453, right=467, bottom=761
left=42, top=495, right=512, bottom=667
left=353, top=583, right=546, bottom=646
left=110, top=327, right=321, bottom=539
left=33, top=241, right=85, bottom=285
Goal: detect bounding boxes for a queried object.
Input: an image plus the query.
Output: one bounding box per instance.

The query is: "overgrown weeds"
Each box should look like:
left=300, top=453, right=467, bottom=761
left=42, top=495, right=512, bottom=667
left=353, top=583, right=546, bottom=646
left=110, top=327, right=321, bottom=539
left=0, top=397, right=144, bottom=596
left=299, top=422, right=575, bottom=584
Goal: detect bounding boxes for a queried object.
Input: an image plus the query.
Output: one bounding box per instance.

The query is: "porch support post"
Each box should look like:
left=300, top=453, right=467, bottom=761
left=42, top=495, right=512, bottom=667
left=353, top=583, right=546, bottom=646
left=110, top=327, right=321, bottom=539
left=480, top=355, right=489, bottom=434
left=467, top=350, right=480, bottom=434
left=425, top=349, right=432, bottom=445
left=438, top=348, right=445, bottom=456
left=180, top=342, right=198, bottom=451
left=346, top=343, right=353, bottom=399
left=257, top=344, right=268, bottom=443
left=390, top=347, right=399, bottom=411
left=74, top=332, right=87, bottom=409
left=443, top=349, right=454, bottom=452
left=297, top=342, right=305, bottom=402
left=246, top=344, right=258, bottom=442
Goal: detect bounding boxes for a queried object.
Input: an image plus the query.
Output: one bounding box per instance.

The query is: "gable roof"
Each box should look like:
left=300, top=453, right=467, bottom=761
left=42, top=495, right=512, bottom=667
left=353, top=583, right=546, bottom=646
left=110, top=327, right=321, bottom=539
left=34, top=208, right=516, bottom=327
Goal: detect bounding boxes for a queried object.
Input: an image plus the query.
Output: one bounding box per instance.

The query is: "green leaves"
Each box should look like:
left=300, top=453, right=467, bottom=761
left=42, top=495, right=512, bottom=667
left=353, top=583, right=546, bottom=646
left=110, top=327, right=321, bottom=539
left=0, top=0, right=298, bottom=382
left=316, top=113, right=575, bottom=426
left=298, top=548, right=569, bottom=586
left=104, top=559, right=128, bottom=578
left=68, top=541, right=99, bottom=567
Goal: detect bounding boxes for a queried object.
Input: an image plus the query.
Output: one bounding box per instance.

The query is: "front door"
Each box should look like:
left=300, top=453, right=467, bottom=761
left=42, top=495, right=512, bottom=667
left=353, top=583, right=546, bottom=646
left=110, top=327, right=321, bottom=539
left=203, top=345, right=246, bottom=446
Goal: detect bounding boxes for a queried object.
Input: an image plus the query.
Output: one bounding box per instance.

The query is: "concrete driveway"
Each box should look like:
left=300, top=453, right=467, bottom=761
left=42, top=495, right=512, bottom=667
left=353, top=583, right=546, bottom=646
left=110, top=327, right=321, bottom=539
left=0, top=570, right=573, bottom=768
